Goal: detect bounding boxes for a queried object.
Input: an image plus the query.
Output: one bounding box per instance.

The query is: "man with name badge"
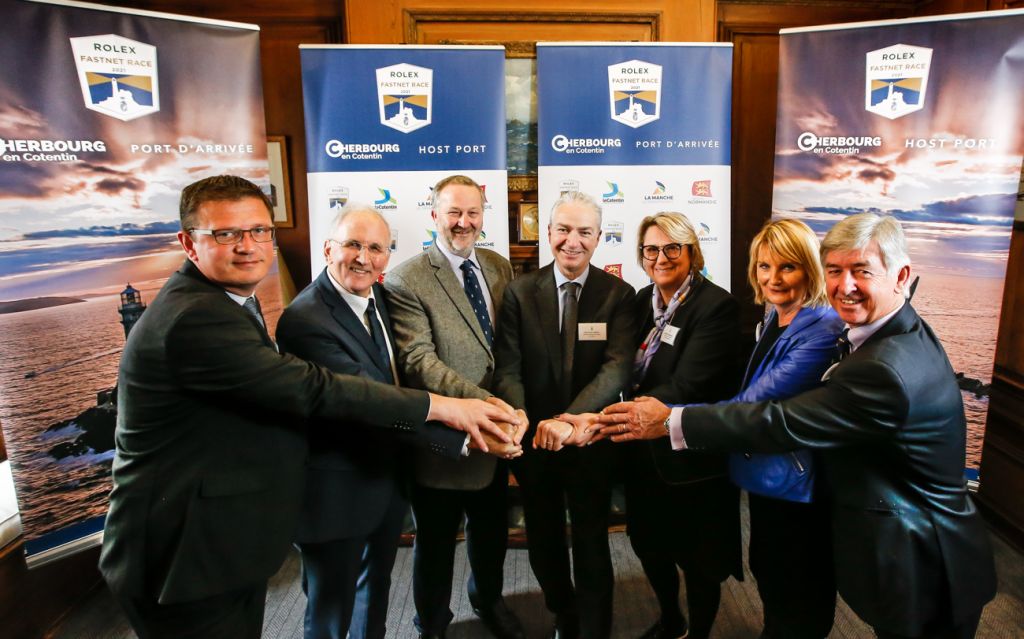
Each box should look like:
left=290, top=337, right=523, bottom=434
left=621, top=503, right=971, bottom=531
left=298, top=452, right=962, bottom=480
left=493, top=191, right=636, bottom=639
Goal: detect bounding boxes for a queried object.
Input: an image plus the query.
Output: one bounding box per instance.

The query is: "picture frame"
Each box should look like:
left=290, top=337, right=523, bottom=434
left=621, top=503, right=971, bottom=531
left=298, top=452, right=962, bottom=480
left=266, top=135, right=294, bottom=228
left=518, top=201, right=539, bottom=242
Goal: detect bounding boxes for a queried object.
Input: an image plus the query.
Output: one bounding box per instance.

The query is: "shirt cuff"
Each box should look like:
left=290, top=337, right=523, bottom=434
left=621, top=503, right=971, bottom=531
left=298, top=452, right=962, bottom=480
left=668, top=406, right=687, bottom=451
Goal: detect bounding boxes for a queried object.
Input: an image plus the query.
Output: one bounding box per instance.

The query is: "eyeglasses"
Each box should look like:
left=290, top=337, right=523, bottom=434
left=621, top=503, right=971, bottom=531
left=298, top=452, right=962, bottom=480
left=330, top=239, right=391, bottom=258
left=640, top=243, right=685, bottom=261
left=190, top=226, right=275, bottom=245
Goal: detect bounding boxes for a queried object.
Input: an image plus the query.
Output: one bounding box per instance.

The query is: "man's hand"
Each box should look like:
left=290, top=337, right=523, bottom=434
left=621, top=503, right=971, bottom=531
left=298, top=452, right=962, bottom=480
left=534, top=413, right=602, bottom=450
left=427, top=394, right=521, bottom=452
left=484, top=398, right=529, bottom=447
left=594, top=396, right=672, bottom=442
left=469, top=421, right=524, bottom=459
left=534, top=419, right=573, bottom=451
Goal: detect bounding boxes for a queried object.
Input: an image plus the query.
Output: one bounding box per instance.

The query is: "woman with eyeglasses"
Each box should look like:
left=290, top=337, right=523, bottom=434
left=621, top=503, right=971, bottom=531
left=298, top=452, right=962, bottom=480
left=724, top=218, right=841, bottom=638
left=622, top=212, right=742, bottom=639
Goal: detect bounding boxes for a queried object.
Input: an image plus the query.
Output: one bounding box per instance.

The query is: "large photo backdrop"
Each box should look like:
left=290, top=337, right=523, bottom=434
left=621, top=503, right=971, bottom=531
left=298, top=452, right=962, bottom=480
left=0, top=0, right=271, bottom=564
left=536, top=43, right=733, bottom=290
left=301, top=45, right=509, bottom=272
left=772, top=9, right=1024, bottom=476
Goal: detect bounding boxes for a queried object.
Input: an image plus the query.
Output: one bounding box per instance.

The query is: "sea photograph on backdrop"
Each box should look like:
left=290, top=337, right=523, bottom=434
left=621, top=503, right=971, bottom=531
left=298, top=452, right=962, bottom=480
left=771, top=15, right=1024, bottom=473
left=0, top=1, right=270, bottom=557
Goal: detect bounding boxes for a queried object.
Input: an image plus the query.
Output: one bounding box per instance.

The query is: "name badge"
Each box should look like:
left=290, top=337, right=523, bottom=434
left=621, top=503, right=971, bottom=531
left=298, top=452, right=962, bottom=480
left=661, top=325, right=680, bottom=346
left=578, top=323, right=607, bottom=341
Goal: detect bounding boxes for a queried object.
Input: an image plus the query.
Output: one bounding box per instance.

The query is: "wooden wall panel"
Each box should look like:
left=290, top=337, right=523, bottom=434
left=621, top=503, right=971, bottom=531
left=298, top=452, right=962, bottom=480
left=346, top=0, right=718, bottom=44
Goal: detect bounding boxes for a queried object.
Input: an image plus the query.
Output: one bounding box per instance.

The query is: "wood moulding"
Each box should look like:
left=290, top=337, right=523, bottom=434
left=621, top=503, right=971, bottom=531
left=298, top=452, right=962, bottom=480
left=404, top=10, right=662, bottom=43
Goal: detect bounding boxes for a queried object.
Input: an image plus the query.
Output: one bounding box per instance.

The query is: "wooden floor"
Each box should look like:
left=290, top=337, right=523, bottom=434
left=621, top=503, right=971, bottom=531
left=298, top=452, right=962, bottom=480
left=55, top=500, right=1024, bottom=639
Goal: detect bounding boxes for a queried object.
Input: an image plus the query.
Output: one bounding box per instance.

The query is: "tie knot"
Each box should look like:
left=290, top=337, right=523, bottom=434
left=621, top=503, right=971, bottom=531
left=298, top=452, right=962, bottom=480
left=562, top=281, right=580, bottom=297
left=366, top=297, right=376, bottom=313
left=460, top=259, right=474, bottom=274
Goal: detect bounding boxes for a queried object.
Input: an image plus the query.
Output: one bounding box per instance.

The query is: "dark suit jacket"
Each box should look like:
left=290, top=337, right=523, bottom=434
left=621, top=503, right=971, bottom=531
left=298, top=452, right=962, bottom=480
left=493, top=263, right=636, bottom=435
left=100, top=261, right=433, bottom=605
left=683, top=302, right=997, bottom=634
left=276, top=269, right=465, bottom=544
left=632, top=276, right=740, bottom=484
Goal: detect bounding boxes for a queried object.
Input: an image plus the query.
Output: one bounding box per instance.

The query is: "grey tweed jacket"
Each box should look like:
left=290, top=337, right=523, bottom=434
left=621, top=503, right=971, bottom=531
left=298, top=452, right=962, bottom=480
left=384, top=242, right=513, bottom=490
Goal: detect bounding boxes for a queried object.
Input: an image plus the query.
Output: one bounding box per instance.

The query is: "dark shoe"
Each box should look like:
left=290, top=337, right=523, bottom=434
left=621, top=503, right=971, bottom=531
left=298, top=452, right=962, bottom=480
left=550, top=612, right=581, bottom=639
left=419, top=633, right=446, bottom=639
left=638, top=619, right=689, bottom=639
left=472, top=598, right=526, bottom=639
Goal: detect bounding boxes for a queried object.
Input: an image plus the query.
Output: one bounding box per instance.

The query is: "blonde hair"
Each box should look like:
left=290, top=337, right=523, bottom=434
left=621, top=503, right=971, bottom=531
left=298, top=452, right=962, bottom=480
left=635, top=212, right=705, bottom=273
left=747, top=218, right=828, bottom=307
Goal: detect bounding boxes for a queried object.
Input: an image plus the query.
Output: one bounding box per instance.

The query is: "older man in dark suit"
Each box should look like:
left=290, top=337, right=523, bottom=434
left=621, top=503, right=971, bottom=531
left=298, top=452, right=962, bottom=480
left=99, top=176, right=519, bottom=639
left=277, top=205, right=518, bottom=639
left=597, top=213, right=997, bottom=639
left=493, top=191, right=635, bottom=639
left=385, top=175, right=525, bottom=639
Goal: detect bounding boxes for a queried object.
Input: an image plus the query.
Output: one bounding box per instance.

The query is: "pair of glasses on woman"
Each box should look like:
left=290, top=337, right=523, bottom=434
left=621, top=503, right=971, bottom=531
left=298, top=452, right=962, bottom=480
left=640, top=243, right=685, bottom=261
left=190, top=226, right=276, bottom=245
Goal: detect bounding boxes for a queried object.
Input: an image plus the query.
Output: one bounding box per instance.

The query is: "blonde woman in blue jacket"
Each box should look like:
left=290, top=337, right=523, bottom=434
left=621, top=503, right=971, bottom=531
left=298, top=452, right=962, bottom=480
left=728, top=218, right=843, bottom=639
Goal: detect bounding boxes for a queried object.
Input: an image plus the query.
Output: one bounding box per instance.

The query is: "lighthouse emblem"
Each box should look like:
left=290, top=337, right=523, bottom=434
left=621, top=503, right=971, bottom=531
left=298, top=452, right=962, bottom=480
left=377, top=63, right=432, bottom=133
left=608, top=59, right=661, bottom=128
left=865, top=44, right=932, bottom=120
left=70, top=34, right=159, bottom=122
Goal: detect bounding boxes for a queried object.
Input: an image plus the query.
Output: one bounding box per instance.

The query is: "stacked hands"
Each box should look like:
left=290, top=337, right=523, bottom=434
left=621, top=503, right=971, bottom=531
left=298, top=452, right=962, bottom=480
left=429, top=394, right=673, bottom=458
left=534, top=396, right=675, bottom=451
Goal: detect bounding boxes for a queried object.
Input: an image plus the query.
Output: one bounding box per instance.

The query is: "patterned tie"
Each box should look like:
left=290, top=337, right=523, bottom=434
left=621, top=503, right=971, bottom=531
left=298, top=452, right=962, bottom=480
left=242, top=296, right=265, bottom=330
left=835, top=328, right=852, bottom=362
left=561, top=282, right=580, bottom=403
left=366, top=297, right=395, bottom=384
left=460, top=259, right=493, bottom=345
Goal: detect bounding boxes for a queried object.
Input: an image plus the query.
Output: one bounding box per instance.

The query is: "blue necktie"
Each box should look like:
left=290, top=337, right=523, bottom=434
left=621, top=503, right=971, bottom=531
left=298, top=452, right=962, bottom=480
left=365, top=297, right=395, bottom=384
left=460, top=259, right=493, bottom=345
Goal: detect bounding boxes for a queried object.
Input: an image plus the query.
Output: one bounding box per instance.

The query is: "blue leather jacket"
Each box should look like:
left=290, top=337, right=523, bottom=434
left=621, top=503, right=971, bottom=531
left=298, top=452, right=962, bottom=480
left=727, top=304, right=844, bottom=502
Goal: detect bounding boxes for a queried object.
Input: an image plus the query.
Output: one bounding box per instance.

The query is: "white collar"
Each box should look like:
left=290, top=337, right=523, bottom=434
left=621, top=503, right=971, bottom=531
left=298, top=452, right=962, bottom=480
left=553, top=264, right=590, bottom=290
left=224, top=290, right=252, bottom=306
left=326, top=268, right=376, bottom=315
left=847, top=300, right=905, bottom=351
left=435, top=239, right=480, bottom=272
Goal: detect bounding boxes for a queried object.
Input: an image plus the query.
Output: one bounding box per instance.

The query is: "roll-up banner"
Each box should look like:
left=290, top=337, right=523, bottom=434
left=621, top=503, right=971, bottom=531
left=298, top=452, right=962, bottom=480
left=772, top=9, right=1024, bottom=478
left=301, top=45, right=509, bottom=270
left=536, top=43, right=733, bottom=290
left=0, top=0, right=271, bottom=565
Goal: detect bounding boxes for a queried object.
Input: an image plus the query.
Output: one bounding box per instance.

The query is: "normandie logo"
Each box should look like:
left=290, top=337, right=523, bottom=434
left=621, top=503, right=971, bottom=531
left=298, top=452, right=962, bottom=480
left=70, top=34, right=159, bottom=122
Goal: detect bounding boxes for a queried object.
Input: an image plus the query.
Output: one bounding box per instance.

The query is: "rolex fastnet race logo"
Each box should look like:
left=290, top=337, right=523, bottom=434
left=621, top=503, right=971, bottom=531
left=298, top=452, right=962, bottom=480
left=865, top=44, right=932, bottom=120
left=608, top=60, right=661, bottom=128
left=377, top=63, right=432, bottom=133
left=70, top=34, right=158, bottom=122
